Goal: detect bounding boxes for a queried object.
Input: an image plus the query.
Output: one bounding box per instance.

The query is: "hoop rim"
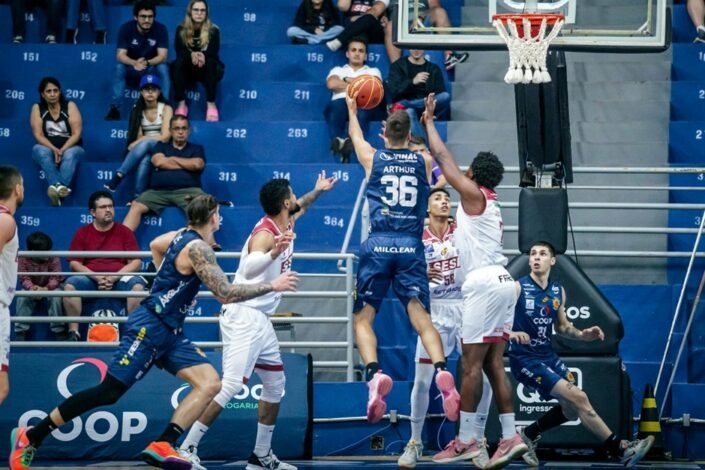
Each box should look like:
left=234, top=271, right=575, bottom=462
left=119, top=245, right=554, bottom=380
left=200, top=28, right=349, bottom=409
left=492, top=12, right=565, bottom=26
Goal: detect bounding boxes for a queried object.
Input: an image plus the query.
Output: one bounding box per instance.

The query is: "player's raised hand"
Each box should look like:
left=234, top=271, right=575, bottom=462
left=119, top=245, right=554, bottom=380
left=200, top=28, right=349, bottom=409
left=421, top=93, right=437, bottom=127
left=272, top=230, right=295, bottom=257
left=509, top=331, right=531, bottom=344
left=271, top=271, right=299, bottom=292
left=581, top=326, right=605, bottom=341
left=377, top=121, right=391, bottom=148
left=345, top=91, right=358, bottom=113
left=315, top=170, right=337, bottom=192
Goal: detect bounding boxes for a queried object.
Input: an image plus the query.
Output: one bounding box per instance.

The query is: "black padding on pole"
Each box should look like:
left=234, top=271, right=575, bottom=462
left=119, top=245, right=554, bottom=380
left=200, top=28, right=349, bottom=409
left=518, top=188, right=568, bottom=255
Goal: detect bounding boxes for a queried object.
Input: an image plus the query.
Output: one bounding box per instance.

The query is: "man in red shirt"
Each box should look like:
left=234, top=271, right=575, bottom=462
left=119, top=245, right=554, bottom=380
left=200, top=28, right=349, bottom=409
left=64, top=191, right=147, bottom=341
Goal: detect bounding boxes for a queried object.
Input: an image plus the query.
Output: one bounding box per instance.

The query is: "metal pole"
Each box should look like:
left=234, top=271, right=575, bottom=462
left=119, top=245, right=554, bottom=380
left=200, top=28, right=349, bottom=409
left=659, top=268, right=705, bottom=419
left=346, top=255, right=355, bottom=382
left=655, top=209, right=705, bottom=397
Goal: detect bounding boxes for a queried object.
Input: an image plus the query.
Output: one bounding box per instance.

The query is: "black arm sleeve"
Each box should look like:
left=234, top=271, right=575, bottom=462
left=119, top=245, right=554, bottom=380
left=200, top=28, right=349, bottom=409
left=174, top=25, right=190, bottom=58
left=204, top=26, right=220, bottom=59
left=427, top=63, right=446, bottom=94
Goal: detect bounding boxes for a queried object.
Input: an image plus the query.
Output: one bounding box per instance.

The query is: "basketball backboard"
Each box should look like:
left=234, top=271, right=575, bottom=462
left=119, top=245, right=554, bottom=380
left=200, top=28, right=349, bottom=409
left=395, top=0, right=670, bottom=52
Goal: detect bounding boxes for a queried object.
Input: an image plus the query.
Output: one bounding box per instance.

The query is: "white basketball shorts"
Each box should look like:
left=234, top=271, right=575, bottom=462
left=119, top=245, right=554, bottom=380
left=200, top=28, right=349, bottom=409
left=461, top=265, right=517, bottom=344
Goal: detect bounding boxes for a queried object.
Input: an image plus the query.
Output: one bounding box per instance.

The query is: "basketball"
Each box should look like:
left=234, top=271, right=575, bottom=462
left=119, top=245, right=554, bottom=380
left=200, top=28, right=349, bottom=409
left=347, top=75, right=384, bottom=110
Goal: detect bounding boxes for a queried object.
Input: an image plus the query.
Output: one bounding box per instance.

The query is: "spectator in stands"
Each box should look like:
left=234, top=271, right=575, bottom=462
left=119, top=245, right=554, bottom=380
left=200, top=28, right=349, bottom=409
left=386, top=49, right=450, bottom=137
left=65, top=0, right=107, bottom=44
left=63, top=191, right=147, bottom=341
left=172, top=0, right=224, bottom=122
left=409, top=134, right=446, bottom=189
left=325, top=37, right=382, bottom=163
left=11, top=0, right=62, bottom=43
left=104, top=74, right=173, bottom=199
left=688, top=0, right=705, bottom=42
left=105, top=0, right=170, bottom=121
left=326, top=0, right=389, bottom=51
left=14, top=231, right=64, bottom=341
left=287, top=0, right=344, bottom=45
left=123, top=115, right=206, bottom=232
left=31, top=76, right=85, bottom=207
left=384, top=0, right=468, bottom=69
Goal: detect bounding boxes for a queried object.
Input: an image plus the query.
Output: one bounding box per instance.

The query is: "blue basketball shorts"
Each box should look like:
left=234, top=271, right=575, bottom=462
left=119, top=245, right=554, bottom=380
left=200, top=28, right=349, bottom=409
left=509, top=353, right=576, bottom=401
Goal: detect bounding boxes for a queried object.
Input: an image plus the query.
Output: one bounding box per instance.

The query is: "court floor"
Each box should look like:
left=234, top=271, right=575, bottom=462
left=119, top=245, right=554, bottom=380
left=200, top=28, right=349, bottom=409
left=10, top=458, right=704, bottom=469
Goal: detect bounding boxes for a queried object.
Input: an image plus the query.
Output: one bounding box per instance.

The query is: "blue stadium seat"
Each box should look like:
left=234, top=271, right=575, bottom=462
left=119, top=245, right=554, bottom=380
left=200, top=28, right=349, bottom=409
left=672, top=4, right=696, bottom=44
left=672, top=44, right=705, bottom=81
left=670, top=81, right=705, bottom=121
left=669, top=121, right=705, bottom=163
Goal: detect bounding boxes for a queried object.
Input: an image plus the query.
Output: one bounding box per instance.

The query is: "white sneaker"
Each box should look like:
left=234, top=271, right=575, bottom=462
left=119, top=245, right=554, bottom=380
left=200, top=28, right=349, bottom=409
left=471, top=438, right=490, bottom=469
left=398, top=439, right=423, bottom=468
left=519, top=427, right=540, bottom=467
left=56, top=184, right=71, bottom=198
left=246, top=449, right=297, bottom=470
left=619, top=435, right=654, bottom=468
left=178, top=445, right=206, bottom=470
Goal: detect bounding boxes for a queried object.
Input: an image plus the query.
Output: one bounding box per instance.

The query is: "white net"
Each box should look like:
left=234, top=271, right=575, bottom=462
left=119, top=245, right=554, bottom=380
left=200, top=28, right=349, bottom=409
left=492, top=15, right=564, bottom=85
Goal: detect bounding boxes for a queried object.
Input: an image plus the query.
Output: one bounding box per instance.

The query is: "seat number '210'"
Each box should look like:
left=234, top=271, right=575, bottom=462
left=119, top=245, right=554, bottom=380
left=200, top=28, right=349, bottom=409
left=380, top=175, right=418, bottom=207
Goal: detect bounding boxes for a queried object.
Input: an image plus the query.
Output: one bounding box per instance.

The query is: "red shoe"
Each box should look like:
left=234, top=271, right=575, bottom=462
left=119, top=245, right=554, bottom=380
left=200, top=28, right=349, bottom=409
left=9, top=426, right=35, bottom=470
left=435, top=370, right=460, bottom=421
left=141, top=441, right=192, bottom=469
left=484, top=433, right=529, bottom=469
left=366, top=371, right=393, bottom=423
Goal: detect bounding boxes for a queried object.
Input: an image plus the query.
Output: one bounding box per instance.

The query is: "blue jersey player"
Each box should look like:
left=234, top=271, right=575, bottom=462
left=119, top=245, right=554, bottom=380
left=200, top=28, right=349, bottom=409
left=508, top=241, right=653, bottom=468
left=10, top=194, right=299, bottom=470
left=345, top=92, right=459, bottom=425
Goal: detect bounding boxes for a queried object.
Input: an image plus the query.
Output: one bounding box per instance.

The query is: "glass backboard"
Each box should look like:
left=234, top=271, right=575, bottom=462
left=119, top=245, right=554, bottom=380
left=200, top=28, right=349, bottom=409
left=395, top=0, right=670, bottom=52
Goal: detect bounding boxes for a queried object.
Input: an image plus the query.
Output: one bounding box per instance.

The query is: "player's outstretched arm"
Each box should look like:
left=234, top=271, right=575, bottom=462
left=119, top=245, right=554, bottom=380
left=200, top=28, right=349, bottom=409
left=294, top=170, right=337, bottom=220
left=555, top=287, right=604, bottom=341
left=346, top=93, right=375, bottom=176
left=422, top=93, right=484, bottom=211
left=188, top=240, right=298, bottom=303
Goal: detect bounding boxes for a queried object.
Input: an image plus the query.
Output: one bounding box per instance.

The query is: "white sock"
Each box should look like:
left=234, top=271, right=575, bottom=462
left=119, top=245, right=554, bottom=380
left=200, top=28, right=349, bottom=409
left=698, top=25, right=705, bottom=33
left=458, top=411, right=476, bottom=442
left=499, top=413, right=516, bottom=439
left=326, top=39, right=342, bottom=51
left=474, top=372, right=493, bottom=440
left=180, top=421, right=209, bottom=450
left=254, top=423, right=275, bottom=457
left=410, top=362, right=433, bottom=442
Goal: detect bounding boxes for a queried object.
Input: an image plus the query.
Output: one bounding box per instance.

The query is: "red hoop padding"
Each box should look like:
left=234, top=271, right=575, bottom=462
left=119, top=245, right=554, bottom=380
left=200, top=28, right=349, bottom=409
left=492, top=13, right=565, bottom=38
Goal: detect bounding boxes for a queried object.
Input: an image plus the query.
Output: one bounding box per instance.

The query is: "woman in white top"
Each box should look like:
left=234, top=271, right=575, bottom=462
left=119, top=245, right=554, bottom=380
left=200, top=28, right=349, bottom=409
left=104, top=74, right=173, bottom=198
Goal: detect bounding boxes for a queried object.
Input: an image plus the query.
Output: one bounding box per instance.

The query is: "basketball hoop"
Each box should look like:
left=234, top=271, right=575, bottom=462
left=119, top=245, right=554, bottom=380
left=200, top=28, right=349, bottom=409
left=492, top=13, right=564, bottom=85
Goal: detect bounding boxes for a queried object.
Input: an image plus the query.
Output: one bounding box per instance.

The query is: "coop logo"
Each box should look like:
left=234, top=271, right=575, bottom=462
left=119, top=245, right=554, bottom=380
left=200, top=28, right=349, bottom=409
left=513, top=366, right=582, bottom=426
left=18, top=357, right=148, bottom=442
left=171, top=383, right=271, bottom=411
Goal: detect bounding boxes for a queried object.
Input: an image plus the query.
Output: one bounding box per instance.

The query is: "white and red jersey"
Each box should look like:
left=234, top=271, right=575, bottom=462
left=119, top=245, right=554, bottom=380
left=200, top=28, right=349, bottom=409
left=0, top=205, right=18, bottom=308
left=455, top=186, right=507, bottom=276
left=233, top=216, right=294, bottom=316
left=423, top=222, right=462, bottom=300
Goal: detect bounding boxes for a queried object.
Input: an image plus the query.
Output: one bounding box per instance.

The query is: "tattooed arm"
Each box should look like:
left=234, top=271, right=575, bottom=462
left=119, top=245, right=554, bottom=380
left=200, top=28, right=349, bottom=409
left=555, top=287, right=605, bottom=341
left=187, top=240, right=298, bottom=303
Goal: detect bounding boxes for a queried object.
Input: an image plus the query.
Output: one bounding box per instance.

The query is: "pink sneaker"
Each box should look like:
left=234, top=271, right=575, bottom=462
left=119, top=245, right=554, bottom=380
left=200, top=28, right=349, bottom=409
left=366, top=371, right=393, bottom=423
left=435, top=370, right=460, bottom=421
left=432, top=437, right=481, bottom=463
left=175, top=103, right=188, bottom=117
left=206, top=106, right=219, bottom=122
left=484, top=433, right=529, bottom=469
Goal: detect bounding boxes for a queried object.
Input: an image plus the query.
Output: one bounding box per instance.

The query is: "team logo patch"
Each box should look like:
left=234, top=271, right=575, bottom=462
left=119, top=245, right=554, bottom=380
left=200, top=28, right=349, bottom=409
left=525, top=298, right=535, bottom=310
left=566, top=371, right=575, bottom=384
left=552, top=298, right=561, bottom=310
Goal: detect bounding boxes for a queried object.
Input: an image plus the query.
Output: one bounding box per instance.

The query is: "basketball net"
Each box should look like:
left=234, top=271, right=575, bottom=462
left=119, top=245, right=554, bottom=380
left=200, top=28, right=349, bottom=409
left=492, top=14, right=564, bottom=85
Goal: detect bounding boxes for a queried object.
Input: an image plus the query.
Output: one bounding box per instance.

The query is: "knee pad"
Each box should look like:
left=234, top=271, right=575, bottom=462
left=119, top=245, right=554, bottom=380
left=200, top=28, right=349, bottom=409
left=214, top=375, right=244, bottom=408
left=258, top=369, right=286, bottom=404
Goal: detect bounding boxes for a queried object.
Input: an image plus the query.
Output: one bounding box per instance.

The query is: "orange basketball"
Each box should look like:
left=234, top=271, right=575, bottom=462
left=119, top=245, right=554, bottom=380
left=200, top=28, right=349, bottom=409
left=347, top=75, right=384, bottom=110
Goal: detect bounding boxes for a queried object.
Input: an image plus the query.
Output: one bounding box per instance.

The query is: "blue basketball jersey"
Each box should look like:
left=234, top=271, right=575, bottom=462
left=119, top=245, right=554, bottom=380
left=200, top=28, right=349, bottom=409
left=367, top=148, right=430, bottom=236
left=508, top=275, right=563, bottom=359
left=141, top=229, right=204, bottom=329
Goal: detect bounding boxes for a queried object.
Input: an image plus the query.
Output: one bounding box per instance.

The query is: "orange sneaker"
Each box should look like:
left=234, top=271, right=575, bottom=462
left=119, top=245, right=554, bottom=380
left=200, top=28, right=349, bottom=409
left=9, top=426, right=35, bottom=470
left=141, top=441, right=192, bottom=469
